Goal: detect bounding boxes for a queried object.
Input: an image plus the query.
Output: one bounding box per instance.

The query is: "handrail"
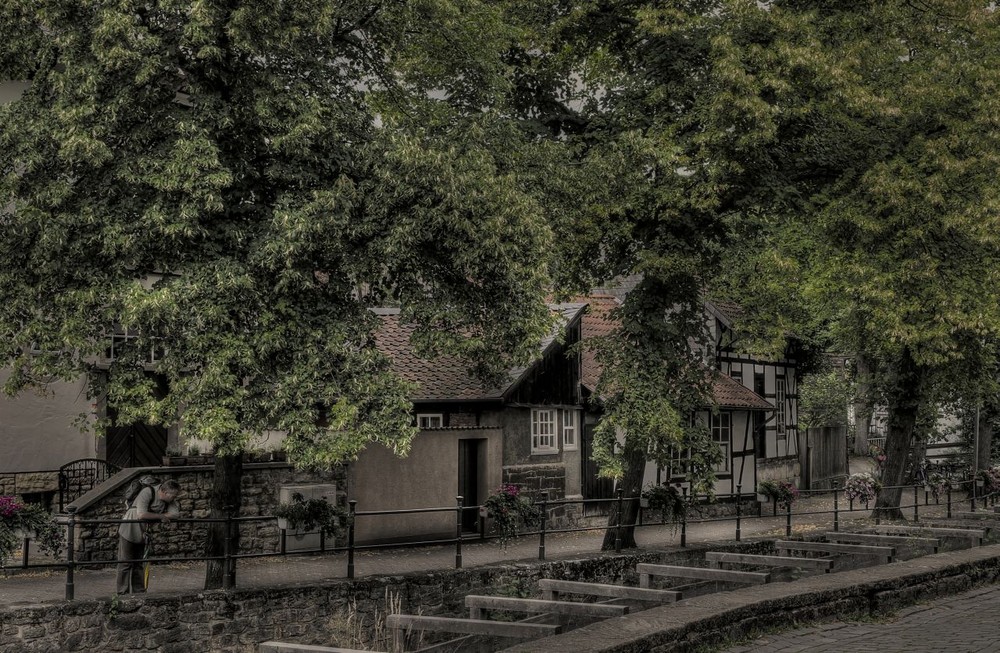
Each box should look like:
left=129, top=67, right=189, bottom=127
left=6, top=479, right=997, bottom=601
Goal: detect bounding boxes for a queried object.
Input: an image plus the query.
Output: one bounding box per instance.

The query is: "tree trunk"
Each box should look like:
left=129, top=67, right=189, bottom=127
left=853, top=353, right=873, bottom=456
left=204, top=453, right=243, bottom=590
left=873, top=348, right=928, bottom=521
left=601, top=445, right=646, bottom=551
left=976, top=408, right=992, bottom=472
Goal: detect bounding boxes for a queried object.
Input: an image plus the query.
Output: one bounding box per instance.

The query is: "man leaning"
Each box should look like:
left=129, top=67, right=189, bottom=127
left=116, top=479, right=181, bottom=594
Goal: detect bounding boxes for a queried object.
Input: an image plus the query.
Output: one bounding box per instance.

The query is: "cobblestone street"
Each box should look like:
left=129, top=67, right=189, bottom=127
left=721, top=584, right=1000, bottom=653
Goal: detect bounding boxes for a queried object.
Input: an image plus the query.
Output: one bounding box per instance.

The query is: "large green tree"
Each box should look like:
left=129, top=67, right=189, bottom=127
left=704, top=0, right=1000, bottom=517
left=0, top=0, right=554, bottom=587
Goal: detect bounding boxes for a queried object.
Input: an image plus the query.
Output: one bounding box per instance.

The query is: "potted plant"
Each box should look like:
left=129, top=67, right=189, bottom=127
left=0, top=496, right=64, bottom=565
left=844, top=472, right=883, bottom=505
left=758, top=479, right=799, bottom=515
left=274, top=492, right=348, bottom=539
left=482, top=484, right=541, bottom=549
left=162, top=449, right=187, bottom=466
left=640, top=483, right=686, bottom=527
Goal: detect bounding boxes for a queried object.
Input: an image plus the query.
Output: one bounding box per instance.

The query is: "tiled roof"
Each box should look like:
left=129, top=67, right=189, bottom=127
left=374, top=304, right=586, bottom=402
left=577, top=295, right=771, bottom=411
left=705, top=298, right=744, bottom=327
left=578, top=295, right=620, bottom=393
left=713, top=374, right=773, bottom=410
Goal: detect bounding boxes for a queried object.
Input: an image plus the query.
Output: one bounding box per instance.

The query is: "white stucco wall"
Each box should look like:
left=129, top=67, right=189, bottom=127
left=0, top=370, right=97, bottom=472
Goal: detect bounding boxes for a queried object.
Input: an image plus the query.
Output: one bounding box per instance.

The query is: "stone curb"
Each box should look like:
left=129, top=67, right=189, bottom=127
left=499, top=543, right=1000, bottom=653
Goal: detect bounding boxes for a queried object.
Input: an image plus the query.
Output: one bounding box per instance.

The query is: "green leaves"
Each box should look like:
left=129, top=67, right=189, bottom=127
left=0, top=0, right=553, bottom=467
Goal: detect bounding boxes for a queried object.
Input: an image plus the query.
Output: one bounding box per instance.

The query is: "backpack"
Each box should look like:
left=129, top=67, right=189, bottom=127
left=124, top=475, right=159, bottom=508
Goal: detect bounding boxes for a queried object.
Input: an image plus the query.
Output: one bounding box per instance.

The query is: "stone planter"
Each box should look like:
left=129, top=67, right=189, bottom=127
left=756, top=493, right=769, bottom=503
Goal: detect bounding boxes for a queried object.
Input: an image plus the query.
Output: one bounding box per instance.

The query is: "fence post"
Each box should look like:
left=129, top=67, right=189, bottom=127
left=680, top=486, right=687, bottom=548
left=785, top=499, right=792, bottom=538
left=223, top=505, right=234, bottom=590
left=735, top=485, right=742, bottom=542
left=455, top=496, right=463, bottom=569
left=833, top=482, right=839, bottom=533
left=947, top=485, right=952, bottom=518
left=971, top=482, right=977, bottom=512
left=615, top=487, right=623, bottom=554
left=347, top=500, right=356, bottom=579
left=537, top=492, right=547, bottom=561
left=913, top=485, right=919, bottom=523
left=874, top=502, right=880, bottom=526
left=65, top=506, right=76, bottom=601
left=20, top=531, right=29, bottom=568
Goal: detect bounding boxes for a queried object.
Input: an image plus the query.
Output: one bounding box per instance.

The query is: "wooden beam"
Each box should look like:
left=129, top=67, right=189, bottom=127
left=537, top=579, right=681, bottom=603
left=386, top=615, right=561, bottom=639
left=464, top=595, right=629, bottom=619
left=824, top=532, right=940, bottom=553
left=635, top=563, right=770, bottom=587
left=775, top=540, right=895, bottom=558
left=704, top=552, right=834, bottom=572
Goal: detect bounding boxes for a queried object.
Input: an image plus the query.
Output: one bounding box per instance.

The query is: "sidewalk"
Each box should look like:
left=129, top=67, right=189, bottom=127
left=0, top=486, right=953, bottom=608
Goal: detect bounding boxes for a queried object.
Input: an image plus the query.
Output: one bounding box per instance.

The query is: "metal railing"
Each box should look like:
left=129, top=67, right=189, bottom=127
left=4, top=478, right=996, bottom=602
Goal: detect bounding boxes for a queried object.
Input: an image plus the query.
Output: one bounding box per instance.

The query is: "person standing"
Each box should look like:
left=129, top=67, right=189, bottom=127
left=116, top=478, right=181, bottom=594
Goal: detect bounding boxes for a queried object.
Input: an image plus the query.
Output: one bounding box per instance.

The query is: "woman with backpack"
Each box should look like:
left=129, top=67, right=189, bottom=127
left=116, top=478, right=181, bottom=594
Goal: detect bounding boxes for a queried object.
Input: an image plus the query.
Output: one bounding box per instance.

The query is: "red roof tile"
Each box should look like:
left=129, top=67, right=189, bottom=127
left=577, top=295, right=770, bottom=411
left=374, top=304, right=587, bottom=402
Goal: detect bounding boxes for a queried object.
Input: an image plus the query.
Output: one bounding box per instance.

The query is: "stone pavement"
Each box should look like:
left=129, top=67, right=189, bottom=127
left=720, top=583, right=1000, bottom=653
left=0, top=486, right=945, bottom=607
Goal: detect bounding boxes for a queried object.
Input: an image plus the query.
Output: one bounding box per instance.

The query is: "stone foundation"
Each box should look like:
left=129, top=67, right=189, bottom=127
left=69, top=464, right=345, bottom=563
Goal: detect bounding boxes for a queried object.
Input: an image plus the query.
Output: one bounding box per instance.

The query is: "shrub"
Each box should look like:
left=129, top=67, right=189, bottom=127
left=758, top=479, right=799, bottom=510
left=274, top=492, right=348, bottom=538
left=641, top=483, right=686, bottom=525
left=844, top=472, right=882, bottom=504
left=483, top=484, right=540, bottom=548
left=0, top=496, right=64, bottom=564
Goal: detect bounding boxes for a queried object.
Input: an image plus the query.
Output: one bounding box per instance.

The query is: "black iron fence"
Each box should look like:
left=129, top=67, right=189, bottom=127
left=4, top=477, right=996, bottom=602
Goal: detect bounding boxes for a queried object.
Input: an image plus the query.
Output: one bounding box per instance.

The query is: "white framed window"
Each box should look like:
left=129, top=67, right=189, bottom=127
left=417, top=413, right=443, bottom=429
left=775, top=377, right=787, bottom=440
left=531, top=409, right=557, bottom=453
left=562, top=410, right=578, bottom=450
left=712, top=412, right=732, bottom=473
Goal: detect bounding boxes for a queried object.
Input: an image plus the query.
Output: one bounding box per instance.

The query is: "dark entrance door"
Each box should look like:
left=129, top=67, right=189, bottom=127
left=105, top=374, right=169, bottom=468
left=582, top=423, right=614, bottom=516
left=458, top=439, right=485, bottom=532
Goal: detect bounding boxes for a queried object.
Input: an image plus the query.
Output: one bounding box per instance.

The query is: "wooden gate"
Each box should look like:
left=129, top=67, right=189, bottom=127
left=106, top=423, right=168, bottom=469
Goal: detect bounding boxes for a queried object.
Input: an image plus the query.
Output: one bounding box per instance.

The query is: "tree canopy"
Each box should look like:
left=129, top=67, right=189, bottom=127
left=0, top=0, right=557, bottom=585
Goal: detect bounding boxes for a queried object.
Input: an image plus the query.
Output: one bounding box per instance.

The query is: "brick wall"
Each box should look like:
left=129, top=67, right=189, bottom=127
left=72, top=464, right=345, bottom=563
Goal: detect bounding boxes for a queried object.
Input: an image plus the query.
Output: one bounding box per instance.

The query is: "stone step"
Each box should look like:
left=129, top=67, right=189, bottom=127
left=538, top=579, right=681, bottom=603
left=874, top=525, right=984, bottom=545
left=775, top=540, right=894, bottom=562
left=703, top=552, right=834, bottom=572
left=824, top=532, right=939, bottom=553
left=386, top=615, right=561, bottom=639
left=465, top=595, right=629, bottom=619
left=259, top=643, right=382, bottom=653
left=636, top=563, right=770, bottom=587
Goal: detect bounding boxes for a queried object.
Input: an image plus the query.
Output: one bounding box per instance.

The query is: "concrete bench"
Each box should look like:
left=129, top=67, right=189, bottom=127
left=636, top=563, right=770, bottom=588
left=538, top=579, right=681, bottom=603
left=703, top=552, right=834, bottom=572
left=465, top=595, right=629, bottom=620
left=824, top=532, right=940, bottom=553
left=775, top=540, right=895, bottom=563
left=386, top=614, right=562, bottom=639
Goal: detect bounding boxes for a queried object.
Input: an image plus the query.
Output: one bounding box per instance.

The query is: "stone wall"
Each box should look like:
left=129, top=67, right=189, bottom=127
left=502, top=463, right=573, bottom=525
left=71, top=464, right=345, bottom=563
left=756, top=456, right=801, bottom=488
left=0, top=548, right=737, bottom=653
